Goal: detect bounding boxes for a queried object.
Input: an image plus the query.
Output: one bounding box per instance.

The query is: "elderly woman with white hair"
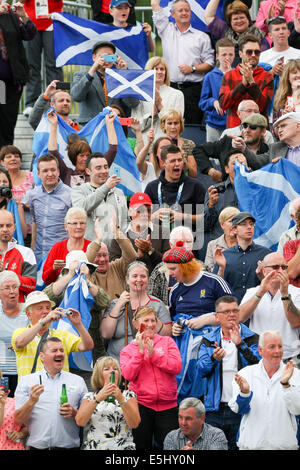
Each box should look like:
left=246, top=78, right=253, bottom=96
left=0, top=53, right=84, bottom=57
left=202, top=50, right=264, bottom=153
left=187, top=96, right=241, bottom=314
left=0, top=271, right=28, bottom=396
left=205, top=206, right=240, bottom=272
left=277, top=197, right=300, bottom=255
left=131, top=56, right=185, bottom=141
left=42, top=207, right=91, bottom=285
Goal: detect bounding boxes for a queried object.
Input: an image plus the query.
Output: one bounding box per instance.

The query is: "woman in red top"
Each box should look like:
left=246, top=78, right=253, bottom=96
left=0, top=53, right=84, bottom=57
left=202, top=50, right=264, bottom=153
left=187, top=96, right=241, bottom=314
left=42, top=207, right=91, bottom=285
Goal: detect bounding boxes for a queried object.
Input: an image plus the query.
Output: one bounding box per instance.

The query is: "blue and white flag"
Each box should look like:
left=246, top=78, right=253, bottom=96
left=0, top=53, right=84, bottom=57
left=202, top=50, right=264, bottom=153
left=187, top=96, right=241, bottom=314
left=52, top=12, right=149, bottom=69
left=7, top=198, right=24, bottom=246
left=105, top=69, right=155, bottom=102
left=53, top=267, right=94, bottom=371
left=160, top=0, right=224, bottom=32
left=32, top=107, right=142, bottom=197
left=234, top=160, right=300, bottom=251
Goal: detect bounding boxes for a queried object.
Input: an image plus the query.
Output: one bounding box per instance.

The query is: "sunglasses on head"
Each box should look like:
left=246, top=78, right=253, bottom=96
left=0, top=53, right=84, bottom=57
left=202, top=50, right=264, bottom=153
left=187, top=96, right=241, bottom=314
left=244, top=49, right=260, bottom=57
left=242, top=123, right=260, bottom=130
left=268, top=15, right=286, bottom=25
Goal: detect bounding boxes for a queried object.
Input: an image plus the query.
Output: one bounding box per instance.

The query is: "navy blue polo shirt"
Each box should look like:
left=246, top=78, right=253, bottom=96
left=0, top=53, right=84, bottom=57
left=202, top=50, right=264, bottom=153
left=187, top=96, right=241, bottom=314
left=213, top=242, right=271, bottom=304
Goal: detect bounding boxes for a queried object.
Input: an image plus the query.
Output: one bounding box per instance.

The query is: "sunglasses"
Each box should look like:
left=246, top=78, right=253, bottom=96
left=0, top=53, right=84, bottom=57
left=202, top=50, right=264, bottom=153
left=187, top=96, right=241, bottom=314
left=242, top=123, right=263, bottom=130
left=268, top=15, right=286, bottom=25
left=244, top=49, right=260, bottom=57
left=264, top=264, right=288, bottom=270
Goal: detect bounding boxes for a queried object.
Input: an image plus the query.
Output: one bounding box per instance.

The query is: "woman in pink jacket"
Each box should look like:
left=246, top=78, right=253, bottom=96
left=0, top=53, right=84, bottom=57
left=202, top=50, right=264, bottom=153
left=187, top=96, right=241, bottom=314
left=120, top=306, right=182, bottom=450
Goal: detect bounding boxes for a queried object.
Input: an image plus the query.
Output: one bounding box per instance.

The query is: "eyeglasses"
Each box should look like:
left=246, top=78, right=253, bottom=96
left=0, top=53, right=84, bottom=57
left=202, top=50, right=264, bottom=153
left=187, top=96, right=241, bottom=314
left=264, top=264, right=288, bottom=270
left=242, top=123, right=261, bottom=130
left=268, top=16, right=286, bottom=25
left=67, top=222, right=86, bottom=226
left=216, top=308, right=240, bottom=315
left=244, top=49, right=260, bottom=57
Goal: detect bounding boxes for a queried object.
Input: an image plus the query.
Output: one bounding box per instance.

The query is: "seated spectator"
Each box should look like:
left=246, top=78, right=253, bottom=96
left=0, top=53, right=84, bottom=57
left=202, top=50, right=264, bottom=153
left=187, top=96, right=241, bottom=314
left=131, top=56, right=184, bottom=142
left=109, top=192, right=170, bottom=268
left=100, top=261, right=172, bottom=361
left=71, top=152, right=129, bottom=245
left=220, top=99, right=274, bottom=145
left=205, top=207, right=240, bottom=272
left=198, top=295, right=260, bottom=449
left=28, top=81, right=78, bottom=131
left=136, top=134, right=172, bottom=190
left=0, top=209, right=36, bottom=303
left=159, top=109, right=197, bottom=177
left=213, top=211, right=271, bottom=303
left=278, top=198, right=300, bottom=254
left=229, top=330, right=300, bottom=450
left=91, top=0, right=136, bottom=25
left=219, top=34, right=274, bottom=129
left=163, top=397, right=228, bottom=450
left=259, top=17, right=300, bottom=68
left=47, top=110, right=118, bottom=187
left=162, top=244, right=232, bottom=331
left=0, top=145, right=34, bottom=246
left=11, top=291, right=94, bottom=378
left=70, top=40, right=138, bottom=126
left=14, top=337, right=88, bottom=450
left=120, top=306, right=182, bottom=449
left=76, top=356, right=140, bottom=450
left=273, top=59, right=300, bottom=122
left=193, top=112, right=269, bottom=182
left=23, top=154, right=72, bottom=264
left=42, top=207, right=91, bottom=285
left=255, top=0, right=299, bottom=47
left=199, top=38, right=235, bottom=142
left=239, top=252, right=300, bottom=366
left=86, top=221, right=137, bottom=299
left=43, top=254, right=110, bottom=365
left=0, top=272, right=28, bottom=397
left=0, top=369, right=28, bottom=450
left=204, top=0, right=269, bottom=67
left=0, top=166, right=27, bottom=242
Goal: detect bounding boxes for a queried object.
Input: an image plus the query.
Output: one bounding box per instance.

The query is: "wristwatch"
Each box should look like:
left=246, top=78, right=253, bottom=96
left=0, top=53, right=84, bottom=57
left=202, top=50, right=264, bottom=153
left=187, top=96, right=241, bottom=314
left=191, top=65, right=196, bottom=73
left=281, top=294, right=291, bottom=301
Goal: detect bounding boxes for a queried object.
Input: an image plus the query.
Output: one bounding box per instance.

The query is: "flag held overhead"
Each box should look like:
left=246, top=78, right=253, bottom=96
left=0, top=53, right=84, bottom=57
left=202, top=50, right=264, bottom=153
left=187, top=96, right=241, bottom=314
left=105, top=69, right=156, bottom=102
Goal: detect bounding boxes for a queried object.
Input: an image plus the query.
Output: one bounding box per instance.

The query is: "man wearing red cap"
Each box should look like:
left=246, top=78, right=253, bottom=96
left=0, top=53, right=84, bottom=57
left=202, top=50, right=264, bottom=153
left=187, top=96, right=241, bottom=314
left=109, top=193, right=170, bottom=272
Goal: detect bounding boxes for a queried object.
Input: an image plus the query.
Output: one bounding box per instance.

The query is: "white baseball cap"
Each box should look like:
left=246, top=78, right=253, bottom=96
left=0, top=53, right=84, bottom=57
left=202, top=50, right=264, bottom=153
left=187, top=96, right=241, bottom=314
left=24, top=291, right=55, bottom=311
left=273, top=111, right=300, bottom=128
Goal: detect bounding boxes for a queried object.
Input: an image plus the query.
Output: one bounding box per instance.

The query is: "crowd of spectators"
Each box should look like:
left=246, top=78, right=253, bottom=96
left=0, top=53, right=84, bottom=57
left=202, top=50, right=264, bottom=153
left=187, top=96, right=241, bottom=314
left=1, top=0, right=300, bottom=453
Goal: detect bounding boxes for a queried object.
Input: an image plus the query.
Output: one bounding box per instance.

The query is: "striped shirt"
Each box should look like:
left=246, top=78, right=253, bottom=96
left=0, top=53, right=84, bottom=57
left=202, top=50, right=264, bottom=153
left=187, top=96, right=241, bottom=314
left=11, top=326, right=82, bottom=378
left=163, top=423, right=228, bottom=450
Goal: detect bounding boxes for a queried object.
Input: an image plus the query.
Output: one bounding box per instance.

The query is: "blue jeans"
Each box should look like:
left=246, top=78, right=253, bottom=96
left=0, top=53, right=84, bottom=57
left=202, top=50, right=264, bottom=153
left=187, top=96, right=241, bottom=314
left=205, top=404, right=241, bottom=450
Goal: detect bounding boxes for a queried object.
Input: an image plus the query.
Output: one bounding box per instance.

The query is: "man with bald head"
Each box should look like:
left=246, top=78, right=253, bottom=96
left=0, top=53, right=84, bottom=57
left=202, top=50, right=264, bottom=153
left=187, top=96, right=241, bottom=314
left=239, top=252, right=300, bottom=366
left=0, top=209, right=36, bottom=302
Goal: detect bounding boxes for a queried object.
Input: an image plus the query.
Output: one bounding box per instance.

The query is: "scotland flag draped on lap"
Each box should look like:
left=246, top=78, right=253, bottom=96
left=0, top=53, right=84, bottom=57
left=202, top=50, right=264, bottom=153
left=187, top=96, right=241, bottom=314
left=53, top=268, right=94, bottom=371
left=234, top=160, right=300, bottom=251
left=160, top=0, right=224, bottom=32
left=32, top=107, right=142, bottom=196
left=105, top=69, right=155, bottom=102
left=52, top=12, right=148, bottom=69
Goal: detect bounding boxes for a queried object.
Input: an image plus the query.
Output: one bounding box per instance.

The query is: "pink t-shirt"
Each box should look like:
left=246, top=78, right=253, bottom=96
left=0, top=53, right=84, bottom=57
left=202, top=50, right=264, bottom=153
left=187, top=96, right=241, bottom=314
left=0, top=398, right=25, bottom=450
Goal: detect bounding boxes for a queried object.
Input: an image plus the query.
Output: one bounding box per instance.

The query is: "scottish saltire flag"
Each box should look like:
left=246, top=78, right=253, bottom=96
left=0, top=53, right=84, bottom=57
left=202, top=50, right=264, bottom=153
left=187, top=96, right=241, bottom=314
left=7, top=199, right=24, bottom=246
left=53, top=267, right=94, bottom=371
left=234, top=160, right=300, bottom=251
left=160, top=0, right=224, bottom=32
left=32, top=107, right=142, bottom=196
left=105, top=69, right=155, bottom=102
left=52, top=12, right=148, bottom=69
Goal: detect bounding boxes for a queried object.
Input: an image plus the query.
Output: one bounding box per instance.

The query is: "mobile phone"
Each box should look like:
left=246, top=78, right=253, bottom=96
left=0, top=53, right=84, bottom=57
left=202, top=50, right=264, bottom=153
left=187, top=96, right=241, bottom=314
left=276, top=56, right=284, bottom=63
left=56, top=82, right=70, bottom=90
left=0, top=377, right=9, bottom=393
left=139, top=323, right=146, bottom=333
left=119, top=117, right=132, bottom=126
left=113, top=166, right=120, bottom=178
left=102, top=54, right=117, bottom=63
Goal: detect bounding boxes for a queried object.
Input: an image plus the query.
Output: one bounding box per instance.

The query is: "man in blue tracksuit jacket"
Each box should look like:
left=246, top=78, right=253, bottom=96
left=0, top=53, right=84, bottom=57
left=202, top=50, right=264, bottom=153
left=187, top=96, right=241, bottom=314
left=197, top=295, right=260, bottom=449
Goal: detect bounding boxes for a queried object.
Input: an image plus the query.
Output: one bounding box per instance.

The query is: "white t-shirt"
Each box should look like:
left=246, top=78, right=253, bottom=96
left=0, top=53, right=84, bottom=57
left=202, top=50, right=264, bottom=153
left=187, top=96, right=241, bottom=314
left=260, top=47, right=300, bottom=67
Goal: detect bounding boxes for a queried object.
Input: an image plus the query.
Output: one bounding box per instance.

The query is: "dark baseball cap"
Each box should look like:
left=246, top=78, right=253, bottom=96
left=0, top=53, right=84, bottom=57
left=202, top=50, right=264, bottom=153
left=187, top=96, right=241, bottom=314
left=232, top=211, right=256, bottom=226
left=92, top=41, right=116, bottom=55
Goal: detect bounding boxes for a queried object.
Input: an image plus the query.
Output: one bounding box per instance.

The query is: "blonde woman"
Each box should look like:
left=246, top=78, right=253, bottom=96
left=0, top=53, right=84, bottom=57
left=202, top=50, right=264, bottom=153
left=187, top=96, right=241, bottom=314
left=131, top=56, right=185, bottom=140
left=273, top=59, right=300, bottom=122
left=76, top=356, right=140, bottom=450
left=160, top=109, right=198, bottom=177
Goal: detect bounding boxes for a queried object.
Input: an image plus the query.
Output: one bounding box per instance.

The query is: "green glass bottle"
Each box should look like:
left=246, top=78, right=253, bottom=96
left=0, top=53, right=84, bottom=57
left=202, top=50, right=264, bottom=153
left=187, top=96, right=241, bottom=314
left=106, top=371, right=115, bottom=403
left=60, top=384, right=68, bottom=405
